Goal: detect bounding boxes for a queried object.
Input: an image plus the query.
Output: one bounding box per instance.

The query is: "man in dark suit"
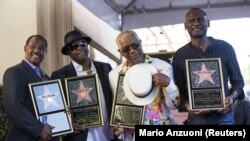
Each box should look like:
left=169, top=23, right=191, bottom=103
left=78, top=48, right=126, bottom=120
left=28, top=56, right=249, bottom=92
left=3, top=35, right=54, bottom=141
left=51, top=30, right=115, bottom=141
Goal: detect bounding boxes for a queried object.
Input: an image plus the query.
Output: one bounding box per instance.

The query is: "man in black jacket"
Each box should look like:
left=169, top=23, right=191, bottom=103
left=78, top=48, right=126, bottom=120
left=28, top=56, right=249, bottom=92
left=51, top=30, right=115, bottom=141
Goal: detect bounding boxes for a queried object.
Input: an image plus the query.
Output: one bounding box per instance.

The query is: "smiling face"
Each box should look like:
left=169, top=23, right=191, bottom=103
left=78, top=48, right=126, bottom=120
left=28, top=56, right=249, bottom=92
left=24, top=36, right=47, bottom=67
left=117, top=31, right=144, bottom=66
left=67, top=39, right=89, bottom=64
left=185, top=8, right=210, bottom=39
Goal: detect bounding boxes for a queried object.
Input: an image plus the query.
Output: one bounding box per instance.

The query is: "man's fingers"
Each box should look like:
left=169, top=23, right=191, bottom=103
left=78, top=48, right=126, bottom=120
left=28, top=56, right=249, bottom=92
left=190, top=110, right=209, bottom=116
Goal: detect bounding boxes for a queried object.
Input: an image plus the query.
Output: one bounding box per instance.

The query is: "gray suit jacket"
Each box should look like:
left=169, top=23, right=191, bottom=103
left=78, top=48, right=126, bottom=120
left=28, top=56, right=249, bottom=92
left=51, top=60, right=114, bottom=141
left=3, top=60, right=45, bottom=141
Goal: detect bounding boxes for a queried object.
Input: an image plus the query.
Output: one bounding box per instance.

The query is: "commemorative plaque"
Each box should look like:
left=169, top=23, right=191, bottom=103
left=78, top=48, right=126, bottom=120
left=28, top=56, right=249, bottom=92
left=185, top=58, right=225, bottom=110
left=29, top=79, right=73, bottom=137
left=110, top=73, right=145, bottom=128
left=65, top=74, right=103, bottom=128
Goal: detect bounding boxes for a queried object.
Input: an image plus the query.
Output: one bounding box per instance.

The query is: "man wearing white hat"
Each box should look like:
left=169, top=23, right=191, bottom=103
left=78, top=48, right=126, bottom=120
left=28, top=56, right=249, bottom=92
left=109, top=30, right=180, bottom=141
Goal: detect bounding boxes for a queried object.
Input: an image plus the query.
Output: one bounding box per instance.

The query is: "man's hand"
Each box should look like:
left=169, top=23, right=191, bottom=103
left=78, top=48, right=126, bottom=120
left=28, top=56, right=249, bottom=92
left=72, top=122, right=86, bottom=134
left=217, top=96, right=233, bottom=114
left=40, top=124, right=54, bottom=141
left=185, top=102, right=209, bottom=116
left=111, top=124, right=124, bottom=139
left=153, top=73, right=170, bottom=87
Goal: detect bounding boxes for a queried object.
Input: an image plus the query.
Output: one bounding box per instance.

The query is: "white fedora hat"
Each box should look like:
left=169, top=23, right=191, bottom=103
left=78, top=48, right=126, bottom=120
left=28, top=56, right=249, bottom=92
left=123, top=63, right=158, bottom=106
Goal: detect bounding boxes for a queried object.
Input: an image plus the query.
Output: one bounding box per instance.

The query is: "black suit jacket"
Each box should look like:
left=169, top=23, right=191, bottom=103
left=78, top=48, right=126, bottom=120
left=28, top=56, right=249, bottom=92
left=51, top=60, right=113, bottom=141
left=3, top=60, right=46, bottom=141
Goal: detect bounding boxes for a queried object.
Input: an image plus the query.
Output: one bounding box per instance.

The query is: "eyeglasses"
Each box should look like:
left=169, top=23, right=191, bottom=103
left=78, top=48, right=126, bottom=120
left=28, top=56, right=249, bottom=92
left=120, top=42, right=140, bottom=54
left=69, top=41, right=88, bottom=51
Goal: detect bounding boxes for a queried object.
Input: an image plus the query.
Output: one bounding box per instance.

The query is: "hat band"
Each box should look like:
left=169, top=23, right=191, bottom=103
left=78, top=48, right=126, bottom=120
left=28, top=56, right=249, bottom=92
left=131, top=83, right=154, bottom=98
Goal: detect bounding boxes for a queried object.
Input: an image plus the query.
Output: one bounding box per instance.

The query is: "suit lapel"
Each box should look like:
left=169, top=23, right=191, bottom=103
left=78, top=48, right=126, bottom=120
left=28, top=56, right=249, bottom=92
left=64, top=62, right=77, bottom=78
left=93, top=61, right=113, bottom=119
left=21, top=60, right=43, bottom=81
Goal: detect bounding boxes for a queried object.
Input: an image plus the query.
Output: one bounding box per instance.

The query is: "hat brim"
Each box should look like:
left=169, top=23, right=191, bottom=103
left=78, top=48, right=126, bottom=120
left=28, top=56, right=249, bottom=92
left=61, top=37, right=91, bottom=55
left=123, top=64, right=158, bottom=106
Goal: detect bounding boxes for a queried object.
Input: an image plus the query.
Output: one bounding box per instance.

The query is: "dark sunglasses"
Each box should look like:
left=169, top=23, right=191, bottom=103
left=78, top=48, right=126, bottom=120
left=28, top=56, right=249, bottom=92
left=69, top=41, right=88, bottom=51
left=120, top=42, right=140, bottom=54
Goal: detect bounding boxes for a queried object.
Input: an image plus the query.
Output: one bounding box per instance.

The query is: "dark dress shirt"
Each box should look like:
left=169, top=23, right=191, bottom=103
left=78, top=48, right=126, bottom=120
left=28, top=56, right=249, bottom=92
left=172, top=37, right=245, bottom=112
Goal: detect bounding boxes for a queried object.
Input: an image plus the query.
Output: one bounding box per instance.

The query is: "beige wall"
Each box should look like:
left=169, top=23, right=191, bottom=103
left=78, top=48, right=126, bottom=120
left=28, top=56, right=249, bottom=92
left=0, top=0, right=37, bottom=83
left=0, top=0, right=121, bottom=84
left=37, top=0, right=73, bottom=77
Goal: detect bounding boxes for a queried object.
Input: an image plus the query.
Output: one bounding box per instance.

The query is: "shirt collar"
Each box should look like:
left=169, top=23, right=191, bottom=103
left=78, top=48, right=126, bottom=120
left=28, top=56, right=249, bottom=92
left=72, top=60, right=96, bottom=72
left=120, top=55, right=152, bottom=73
left=24, top=59, right=39, bottom=70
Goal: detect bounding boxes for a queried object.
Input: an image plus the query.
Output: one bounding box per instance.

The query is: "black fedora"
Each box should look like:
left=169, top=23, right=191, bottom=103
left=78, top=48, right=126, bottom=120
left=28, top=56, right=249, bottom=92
left=61, top=30, right=91, bottom=55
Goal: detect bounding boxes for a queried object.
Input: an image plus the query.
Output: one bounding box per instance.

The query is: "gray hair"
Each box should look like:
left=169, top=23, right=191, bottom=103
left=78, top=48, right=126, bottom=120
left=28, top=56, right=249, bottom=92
left=116, top=30, right=140, bottom=48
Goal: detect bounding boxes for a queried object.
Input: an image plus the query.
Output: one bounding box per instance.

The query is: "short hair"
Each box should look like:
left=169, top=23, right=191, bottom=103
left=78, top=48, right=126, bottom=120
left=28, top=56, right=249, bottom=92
left=116, top=30, right=140, bottom=48
left=186, top=8, right=207, bottom=17
left=25, top=35, right=47, bottom=47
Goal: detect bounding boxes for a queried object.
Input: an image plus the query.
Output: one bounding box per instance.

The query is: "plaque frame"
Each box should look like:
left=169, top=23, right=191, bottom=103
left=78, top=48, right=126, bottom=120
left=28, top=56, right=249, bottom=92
left=29, top=79, right=73, bottom=137
left=186, top=58, right=225, bottom=110
left=110, top=73, right=145, bottom=129
left=65, top=74, right=104, bottom=128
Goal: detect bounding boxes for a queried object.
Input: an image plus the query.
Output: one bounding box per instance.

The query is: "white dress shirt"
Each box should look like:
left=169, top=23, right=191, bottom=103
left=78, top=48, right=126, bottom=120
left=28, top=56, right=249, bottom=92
left=72, top=61, right=114, bottom=141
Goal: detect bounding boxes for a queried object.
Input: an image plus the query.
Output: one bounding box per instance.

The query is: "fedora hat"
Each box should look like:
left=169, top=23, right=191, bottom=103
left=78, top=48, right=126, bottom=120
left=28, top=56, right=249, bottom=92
left=123, top=63, right=158, bottom=106
left=61, top=30, right=91, bottom=55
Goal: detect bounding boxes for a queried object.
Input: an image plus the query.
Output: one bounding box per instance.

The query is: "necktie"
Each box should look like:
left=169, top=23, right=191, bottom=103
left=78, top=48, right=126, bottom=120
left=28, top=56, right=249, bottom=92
left=35, top=68, right=45, bottom=80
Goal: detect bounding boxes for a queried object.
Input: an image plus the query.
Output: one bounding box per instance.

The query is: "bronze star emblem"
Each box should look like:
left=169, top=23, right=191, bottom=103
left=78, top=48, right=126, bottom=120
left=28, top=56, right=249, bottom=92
left=193, top=63, right=216, bottom=86
left=71, top=81, right=93, bottom=104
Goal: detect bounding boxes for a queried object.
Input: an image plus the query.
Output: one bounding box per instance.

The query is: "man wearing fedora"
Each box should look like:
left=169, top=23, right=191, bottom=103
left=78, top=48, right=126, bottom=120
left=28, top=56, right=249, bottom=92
left=109, top=30, right=180, bottom=140
left=51, top=30, right=115, bottom=141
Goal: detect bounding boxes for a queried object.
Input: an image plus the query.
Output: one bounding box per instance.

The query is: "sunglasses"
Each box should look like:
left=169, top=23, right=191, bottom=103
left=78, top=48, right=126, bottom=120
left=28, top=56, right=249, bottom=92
left=69, top=41, right=88, bottom=51
left=120, top=42, right=140, bottom=54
